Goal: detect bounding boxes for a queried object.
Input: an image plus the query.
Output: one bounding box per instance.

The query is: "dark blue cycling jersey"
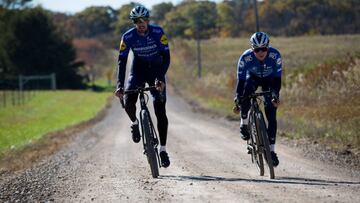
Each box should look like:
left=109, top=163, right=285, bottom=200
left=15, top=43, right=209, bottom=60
left=117, top=24, right=170, bottom=89
left=236, top=47, right=282, bottom=97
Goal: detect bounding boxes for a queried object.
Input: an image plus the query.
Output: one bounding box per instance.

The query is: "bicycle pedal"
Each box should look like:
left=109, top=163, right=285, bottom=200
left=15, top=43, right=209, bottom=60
left=247, top=149, right=252, bottom=154
left=247, top=146, right=252, bottom=154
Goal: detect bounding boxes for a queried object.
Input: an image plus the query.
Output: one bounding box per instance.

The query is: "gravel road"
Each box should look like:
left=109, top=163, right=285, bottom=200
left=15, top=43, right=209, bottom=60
left=1, top=88, right=360, bottom=202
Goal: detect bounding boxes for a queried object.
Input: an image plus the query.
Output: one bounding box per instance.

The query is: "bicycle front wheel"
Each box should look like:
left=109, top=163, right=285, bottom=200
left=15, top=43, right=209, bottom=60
left=141, top=110, right=159, bottom=178
left=249, top=112, right=264, bottom=176
left=256, top=111, right=275, bottom=179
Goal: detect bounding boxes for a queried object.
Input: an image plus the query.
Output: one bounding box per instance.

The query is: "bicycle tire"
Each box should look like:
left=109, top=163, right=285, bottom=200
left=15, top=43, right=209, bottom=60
left=256, top=111, right=275, bottom=179
left=249, top=112, right=264, bottom=176
left=141, top=110, right=159, bottom=178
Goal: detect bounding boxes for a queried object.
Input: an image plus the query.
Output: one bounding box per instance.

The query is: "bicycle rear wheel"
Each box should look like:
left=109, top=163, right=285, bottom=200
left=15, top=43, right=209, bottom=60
left=141, top=110, right=159, bottom=178
left=256, top=111, right=275, bottom=179
left=249, top=112, right=264, bottom=176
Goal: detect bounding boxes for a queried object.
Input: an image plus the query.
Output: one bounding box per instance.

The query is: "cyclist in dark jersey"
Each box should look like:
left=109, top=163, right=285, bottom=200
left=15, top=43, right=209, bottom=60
left=233, top=32, right=282, bottom=167
left=114, top=5, right=170, bottom=168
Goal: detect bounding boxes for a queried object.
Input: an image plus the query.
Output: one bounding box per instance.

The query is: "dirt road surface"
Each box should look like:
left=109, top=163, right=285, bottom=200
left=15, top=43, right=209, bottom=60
left=1, top=90, right=360, bottom=202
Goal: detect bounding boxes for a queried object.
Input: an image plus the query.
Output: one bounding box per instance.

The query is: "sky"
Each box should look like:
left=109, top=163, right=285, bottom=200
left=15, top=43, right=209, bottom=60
left=32, top=0, right=184, bottom=14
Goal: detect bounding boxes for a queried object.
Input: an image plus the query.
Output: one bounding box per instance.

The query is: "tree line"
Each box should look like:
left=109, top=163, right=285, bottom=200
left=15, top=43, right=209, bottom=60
left=54, top=0, right=360, bottom=39
left=0, top=1, right=84, bottom=89
left=0, top=0, right=359, bottom=89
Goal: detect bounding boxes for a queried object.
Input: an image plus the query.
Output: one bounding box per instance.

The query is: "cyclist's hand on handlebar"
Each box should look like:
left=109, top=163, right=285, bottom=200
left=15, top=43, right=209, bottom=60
left=234, top=95, right=243, bottom=106
left=155, top=80, right=165, bottom=92
left=271, top=98, right=280, bottom=108
left=114, top=87, right=124, bottom=99
left=233, top=95, right=242, bottom=114
left=271, top=92, right=280, bottom=108
left=232, top=105, right=241, bottom=114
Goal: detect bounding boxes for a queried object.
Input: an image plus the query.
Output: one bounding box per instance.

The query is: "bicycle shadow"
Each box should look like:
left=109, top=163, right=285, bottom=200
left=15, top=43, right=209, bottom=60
left=160, top=175, right=360, bottom=186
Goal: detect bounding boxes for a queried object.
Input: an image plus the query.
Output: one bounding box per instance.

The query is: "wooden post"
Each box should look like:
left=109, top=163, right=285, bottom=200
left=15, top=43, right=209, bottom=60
left=51, top=73, right=56, bottom=90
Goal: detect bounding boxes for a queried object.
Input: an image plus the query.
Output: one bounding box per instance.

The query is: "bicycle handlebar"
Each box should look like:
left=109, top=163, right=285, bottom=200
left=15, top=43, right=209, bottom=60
left=247, top=90, right=272, bottom=98
left=235, top=91, right=273, bottom=106
left=119, top=86, right=159, bottom=108
left=124, top=86, right=157, bottom=94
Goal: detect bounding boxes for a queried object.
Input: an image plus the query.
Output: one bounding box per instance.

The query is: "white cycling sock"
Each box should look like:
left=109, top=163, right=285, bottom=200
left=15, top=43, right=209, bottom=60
left=270, top=144, right=275, bottom=152
left=160, top=145, right=166, bottom=152
left=240, top=117, right=249, bottom=126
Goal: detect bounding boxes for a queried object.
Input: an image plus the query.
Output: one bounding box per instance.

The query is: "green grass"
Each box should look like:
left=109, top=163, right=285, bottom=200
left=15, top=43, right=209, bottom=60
left=0, top=90, right=109, bottom=154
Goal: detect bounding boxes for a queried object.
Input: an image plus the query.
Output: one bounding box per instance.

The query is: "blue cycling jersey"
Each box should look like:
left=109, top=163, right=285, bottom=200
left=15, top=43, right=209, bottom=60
left=119, top=25, right=169, bottom=61
left=237, top=47, right=282, bottom=81
left=236, top=47, right=282, bottom=97
left=117, top=24, right=170, bottom=89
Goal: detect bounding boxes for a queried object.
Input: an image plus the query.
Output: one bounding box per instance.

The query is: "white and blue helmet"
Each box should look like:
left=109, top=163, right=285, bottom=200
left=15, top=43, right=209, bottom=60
left=130, top=5, right=150, bottom=19
left=250, top=32, right=270, bottom=49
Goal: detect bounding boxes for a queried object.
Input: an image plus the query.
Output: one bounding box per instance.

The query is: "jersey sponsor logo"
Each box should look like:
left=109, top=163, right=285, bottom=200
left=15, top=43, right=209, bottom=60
left=133, top=44, right=157, bottom=52
left=269, top=52, right=278, bottom=60
left=152, top=28, right=162, bottom=33
left=137, top=52, right=158, bottom=57
left=119, top=40, right=127, bottom=51
left=239, top=61, right=245, bottom=68
left=249, top=65, right=273, bottom=78
left=277, top=57, right=282, bottom=65
left=244, top=55, right=252, bottom=62
left=160, top=34, right=169, bottom=45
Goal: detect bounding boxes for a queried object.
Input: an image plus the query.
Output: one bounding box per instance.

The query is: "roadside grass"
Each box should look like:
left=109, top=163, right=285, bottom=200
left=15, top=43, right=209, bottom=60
left=169, top=35, right=360, bottom=107
left=168, top=34, right=360, bottom=151
left=0, top=90, right=110, bottom=156
left=89, top=79, right=116, bottom=92
left=281, top=55, right=360, bottom=151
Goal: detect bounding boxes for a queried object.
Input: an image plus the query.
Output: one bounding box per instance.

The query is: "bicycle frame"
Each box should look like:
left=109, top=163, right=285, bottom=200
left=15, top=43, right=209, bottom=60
left=121, top=86, right=161, bottom=178
left=245, top=91, right=275, bottom=179
left=137, top=88, right=160, bottom=161
left=248, top=96, right=264, bottom=175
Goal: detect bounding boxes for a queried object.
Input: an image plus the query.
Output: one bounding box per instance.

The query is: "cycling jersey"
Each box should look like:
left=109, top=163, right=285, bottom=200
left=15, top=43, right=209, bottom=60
left=236, top=47, right=282, bottom=97
left=117, top=24, right=170, bottom=89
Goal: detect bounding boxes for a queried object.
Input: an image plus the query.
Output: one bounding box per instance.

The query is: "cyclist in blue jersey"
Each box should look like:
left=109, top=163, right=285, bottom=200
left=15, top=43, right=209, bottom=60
left=114, top=5, right=170, bottom=168
left=233, top=32, right=282, bottom=167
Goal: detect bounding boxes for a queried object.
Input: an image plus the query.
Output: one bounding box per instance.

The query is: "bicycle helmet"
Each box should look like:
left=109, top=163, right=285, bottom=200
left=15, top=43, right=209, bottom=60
left=250, top=32, right=270, bottom=49
left=130, top=5, right=150, bottom=19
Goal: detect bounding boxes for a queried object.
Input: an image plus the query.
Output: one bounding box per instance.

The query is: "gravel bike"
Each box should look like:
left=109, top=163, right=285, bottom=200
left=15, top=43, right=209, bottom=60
left=120, top=86, right=161, bottom=178
left=240, top=91, right=275, bottom=179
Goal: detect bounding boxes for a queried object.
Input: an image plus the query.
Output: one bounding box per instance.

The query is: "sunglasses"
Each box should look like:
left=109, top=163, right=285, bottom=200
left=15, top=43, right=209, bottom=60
left=254, top=47, right=268, bottom=53
left=133, top=18, right=148, bottom=24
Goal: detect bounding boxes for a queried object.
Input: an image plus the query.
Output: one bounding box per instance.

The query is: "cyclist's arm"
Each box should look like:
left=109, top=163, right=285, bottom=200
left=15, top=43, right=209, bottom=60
left=116, top=36, right=130, bottom=89
left=235, top=56, right=247, bottom=99
left=157, top=50, right=170, bottom=82
left=156, top=28, right=170, bottom=82
left=271, top=51, right=282, bottom=98
left=273, top=77, right=281, bottom=93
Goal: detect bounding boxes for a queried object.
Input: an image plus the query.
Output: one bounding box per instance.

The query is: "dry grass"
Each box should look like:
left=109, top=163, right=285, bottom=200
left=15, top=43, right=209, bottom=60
left=282, top=55, right=360, bottom=150
left=168, top=34, right=360, bottom=151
